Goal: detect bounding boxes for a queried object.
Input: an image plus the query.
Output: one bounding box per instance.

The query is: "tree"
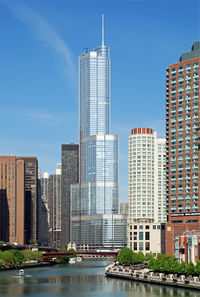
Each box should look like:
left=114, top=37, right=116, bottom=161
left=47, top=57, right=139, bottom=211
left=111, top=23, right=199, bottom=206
left=178, top=261, right=187, bottom=275
left=10, top=250, right=25, bottom=265
left=117, top=248, right=134, bottom=265
left=186, top=261, right=195, bottom=276
left=2, top=251, right=15, bottom=265
left=29, top=239, right=38, bottom=244
left=146, top=252, right=154, bottom=261
left=22, top=250, right=34, bottom=262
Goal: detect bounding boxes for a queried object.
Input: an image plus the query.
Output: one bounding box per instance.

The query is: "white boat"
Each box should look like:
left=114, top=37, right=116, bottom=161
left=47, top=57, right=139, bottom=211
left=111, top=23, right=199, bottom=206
left=77, top=257, right=82, bottom=262
left=17, top=269, right=25, bottom=277
left=69, top=258, right=76, bottom=264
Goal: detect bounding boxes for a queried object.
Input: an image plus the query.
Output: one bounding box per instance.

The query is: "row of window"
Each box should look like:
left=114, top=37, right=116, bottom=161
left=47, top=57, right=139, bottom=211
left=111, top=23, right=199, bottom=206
left=169, top=93, right=198, bottom=105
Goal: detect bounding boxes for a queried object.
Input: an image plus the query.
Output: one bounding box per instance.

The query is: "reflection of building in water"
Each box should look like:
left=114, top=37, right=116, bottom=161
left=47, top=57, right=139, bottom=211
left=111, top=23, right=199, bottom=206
left=175, top=230, right=200, bottom=264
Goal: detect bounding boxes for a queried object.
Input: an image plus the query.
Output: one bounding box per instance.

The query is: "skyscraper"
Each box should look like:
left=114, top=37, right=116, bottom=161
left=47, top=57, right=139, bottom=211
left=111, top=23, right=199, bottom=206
left=128, top=128, right=166, bottom=222
left=71, top=16, right=126, bottom=249
left=0, top=156, right=38, bottom=245
left=38, top=172, right=49, bottom=246
left=165, top=41, right=200, bottom=259
left=127, top=129, right=166, bottom=255
left=61, top=144, right=79, bottom=248
left=48, top=163, right=62, bottom=248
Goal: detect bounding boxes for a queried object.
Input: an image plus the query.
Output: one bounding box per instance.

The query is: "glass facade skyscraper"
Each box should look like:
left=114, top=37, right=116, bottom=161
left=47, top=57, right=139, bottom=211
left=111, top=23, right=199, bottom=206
left=71, top=17, right=127, bottom=250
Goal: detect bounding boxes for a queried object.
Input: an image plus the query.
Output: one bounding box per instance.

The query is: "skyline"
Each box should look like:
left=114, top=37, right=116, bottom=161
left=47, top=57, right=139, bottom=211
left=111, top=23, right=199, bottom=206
left=0, top=0, right=199, bottom=202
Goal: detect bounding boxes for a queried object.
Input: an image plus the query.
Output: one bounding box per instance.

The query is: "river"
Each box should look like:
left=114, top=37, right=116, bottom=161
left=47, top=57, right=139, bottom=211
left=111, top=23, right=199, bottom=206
left=0, top=260, right=199, bottom=297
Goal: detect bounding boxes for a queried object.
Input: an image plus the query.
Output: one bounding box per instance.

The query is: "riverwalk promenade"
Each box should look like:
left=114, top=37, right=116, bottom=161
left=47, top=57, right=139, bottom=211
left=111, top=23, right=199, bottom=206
left=105, top=263, right=200, bottom=290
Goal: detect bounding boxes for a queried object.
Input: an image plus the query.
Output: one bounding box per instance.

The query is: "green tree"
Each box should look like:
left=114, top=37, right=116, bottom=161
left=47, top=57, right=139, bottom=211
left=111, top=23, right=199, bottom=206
left=32, top=251, right=42, bottom=262
left=137, top=251, right=146, bottom=263
left=195, top=260, right=200, bottom=275
left=2, top=251, right=15, bottom=265
left=146, top=252, right=154, bottom=261
left=22, top=250, right=34, bottom=262
left=117, top=248, right=134, bottom=265
left=10, top=250, right=25, bottom=265
left=178, top=261, right=187, bottom=275
left=29, top=239, right=38, bottom=244
left=186, top=261, right=195, bottom=276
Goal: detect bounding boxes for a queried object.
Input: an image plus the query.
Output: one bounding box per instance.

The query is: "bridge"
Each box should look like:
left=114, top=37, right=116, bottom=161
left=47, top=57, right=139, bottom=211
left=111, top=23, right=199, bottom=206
left=42, top=250, right=119, bottom=260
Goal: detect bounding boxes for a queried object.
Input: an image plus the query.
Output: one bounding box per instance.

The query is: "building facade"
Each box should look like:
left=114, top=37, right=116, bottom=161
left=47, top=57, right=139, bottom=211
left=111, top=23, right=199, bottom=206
left=0, top=156, right=38, bottom=245
left=128, top=128, right=166, bottom=254
left=120, top=202, right=129, bottom=216
left=165, top=41, right=200, bottom=255
left=128, top=219, right=165, bottom=255
left=175, top=231, right=200, bottom=264
left=128, top=128, right=166, bottom=223
left=70, top=17, right=127, bottom=249
left=61, top=144, right=79, bottom=248
left=0, top=156, right=25, bottom=244
left=48, top=164, right=62, bottom=248
left=18, top=157, right=38, bottom=244
left=38, top=172, right=49, bottom=246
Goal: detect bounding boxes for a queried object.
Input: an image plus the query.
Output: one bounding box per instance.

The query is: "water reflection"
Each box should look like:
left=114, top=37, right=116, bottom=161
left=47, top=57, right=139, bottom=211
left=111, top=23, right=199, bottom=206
left=0, top=262, right=198, bottom=297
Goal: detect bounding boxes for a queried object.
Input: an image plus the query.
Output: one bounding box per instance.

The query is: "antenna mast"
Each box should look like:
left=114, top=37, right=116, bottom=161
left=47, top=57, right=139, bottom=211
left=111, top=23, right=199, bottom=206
left=102, top=14, right=104, bottom=46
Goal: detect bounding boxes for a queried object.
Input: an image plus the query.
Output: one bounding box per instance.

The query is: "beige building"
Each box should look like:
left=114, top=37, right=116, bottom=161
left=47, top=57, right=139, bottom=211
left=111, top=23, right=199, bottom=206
left=128, top=128, right=166, bottom=254
left=120, top=202, right=129, bottom=216
left=128, top=218, right=165, bottom=255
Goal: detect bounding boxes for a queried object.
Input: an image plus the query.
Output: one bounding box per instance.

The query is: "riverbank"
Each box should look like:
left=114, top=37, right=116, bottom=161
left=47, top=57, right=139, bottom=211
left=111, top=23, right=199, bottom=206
left=105, top=264, right=200, bottom=291
left=0, top=261, right=61, bottom=271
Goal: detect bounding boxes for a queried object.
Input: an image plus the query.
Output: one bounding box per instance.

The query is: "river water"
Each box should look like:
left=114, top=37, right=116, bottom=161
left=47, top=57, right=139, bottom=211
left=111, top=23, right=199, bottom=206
left=0, top=260, right=199, bottom=297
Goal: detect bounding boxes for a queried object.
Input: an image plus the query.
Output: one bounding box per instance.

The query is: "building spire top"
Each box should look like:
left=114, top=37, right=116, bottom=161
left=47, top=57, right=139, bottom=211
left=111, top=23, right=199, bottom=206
left=102, top=14, right=104, bottom=46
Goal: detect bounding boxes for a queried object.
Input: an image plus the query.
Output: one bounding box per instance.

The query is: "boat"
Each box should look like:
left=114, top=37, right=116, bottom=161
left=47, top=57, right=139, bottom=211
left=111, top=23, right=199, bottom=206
left=69, top=258, right=76, bottom=264
left=77, top=256, right=82, bottom=262
left=17, top=269, right=25, bottom=277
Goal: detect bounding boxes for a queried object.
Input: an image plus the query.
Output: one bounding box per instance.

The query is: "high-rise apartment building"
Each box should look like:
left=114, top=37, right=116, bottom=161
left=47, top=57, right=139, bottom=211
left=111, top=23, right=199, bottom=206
left=38, top=172, right=49, bottom=246
left=0, top=156, right=38, bottom=245
left=48, top=164, right=62, bottom=248
left=71, top=16, right=127, bottom=249
left=0, top=156, right=25, bottom=244
left=18, top=157, right=38, bottom=243
left=128, top=128, right=166, bottom=255
left=128, top=128, right=166, bottom=222
left=61, top=144, right=79, bottom=248
left=166, top=41, right=200, bottom=257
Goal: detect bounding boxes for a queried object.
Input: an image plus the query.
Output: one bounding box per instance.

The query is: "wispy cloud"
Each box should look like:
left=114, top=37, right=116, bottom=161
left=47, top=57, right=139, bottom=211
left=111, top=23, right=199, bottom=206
left=1, top=0, right=76, bottom=84
left=26, top=111, right=60, bottom=126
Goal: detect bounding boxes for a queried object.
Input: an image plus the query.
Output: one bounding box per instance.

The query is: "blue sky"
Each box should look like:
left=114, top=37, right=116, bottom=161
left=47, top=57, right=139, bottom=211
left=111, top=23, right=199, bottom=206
left=0, top=0, right=199, bottom=202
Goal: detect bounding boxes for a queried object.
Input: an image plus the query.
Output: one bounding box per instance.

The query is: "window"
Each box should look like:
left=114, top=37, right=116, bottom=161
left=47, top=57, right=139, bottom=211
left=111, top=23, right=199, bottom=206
left=145, top=232, right=150, bottom=240
left=145, top=242, right=150, bottom=251
left=139, top=232, right=143, bottom=240
left=139, top=242, right=143, bottom=251
left=139, top=225, right=143, bottom=230
left=153, top=225, right=156, bottom=229
left=134, top=242, right=137, bottom=251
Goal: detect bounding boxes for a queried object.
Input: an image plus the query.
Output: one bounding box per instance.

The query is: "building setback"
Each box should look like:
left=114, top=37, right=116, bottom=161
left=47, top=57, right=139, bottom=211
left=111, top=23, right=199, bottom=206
left=165, top=41, right=200, bottom=257
left=61, top=144, right=79, bottom=248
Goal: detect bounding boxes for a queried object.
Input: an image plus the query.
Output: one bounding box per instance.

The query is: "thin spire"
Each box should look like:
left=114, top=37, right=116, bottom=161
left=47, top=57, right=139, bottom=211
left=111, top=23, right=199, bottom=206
left=102, top=14, right=104, bottom=46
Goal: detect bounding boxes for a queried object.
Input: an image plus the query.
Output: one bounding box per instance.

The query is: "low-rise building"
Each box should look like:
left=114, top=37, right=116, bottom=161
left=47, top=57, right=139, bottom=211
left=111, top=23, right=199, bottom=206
left=128, top=218, right=165, bottom=256
left=175, top=230, right=200, bottom=264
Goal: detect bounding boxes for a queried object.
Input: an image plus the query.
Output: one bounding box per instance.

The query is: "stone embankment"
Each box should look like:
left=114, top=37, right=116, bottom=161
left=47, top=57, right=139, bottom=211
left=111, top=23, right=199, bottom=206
left=105, top=264, right=200, bottom=290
